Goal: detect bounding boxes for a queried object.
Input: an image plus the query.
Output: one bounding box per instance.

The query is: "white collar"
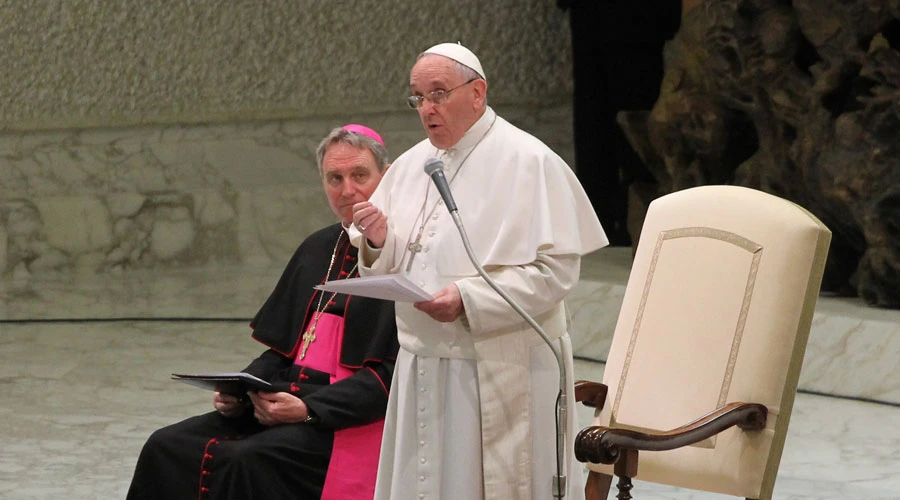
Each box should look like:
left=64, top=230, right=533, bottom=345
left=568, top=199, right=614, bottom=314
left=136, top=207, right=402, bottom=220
left=438, top=106, right=496, bottom=156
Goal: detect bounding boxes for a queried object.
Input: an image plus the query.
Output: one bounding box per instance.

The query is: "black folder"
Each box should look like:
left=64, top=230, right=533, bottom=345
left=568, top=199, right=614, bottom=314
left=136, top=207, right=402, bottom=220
left=171, top=372, right=273, bottom=396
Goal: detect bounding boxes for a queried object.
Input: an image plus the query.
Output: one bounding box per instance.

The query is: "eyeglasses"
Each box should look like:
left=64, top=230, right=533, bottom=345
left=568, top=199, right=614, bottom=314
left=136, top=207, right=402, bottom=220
left=407, top=78, right=478, bottom=109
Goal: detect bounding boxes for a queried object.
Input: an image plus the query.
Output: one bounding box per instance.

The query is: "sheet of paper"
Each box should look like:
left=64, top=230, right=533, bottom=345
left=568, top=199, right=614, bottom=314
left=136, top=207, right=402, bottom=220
left=315, top=273, right=433, bottom=302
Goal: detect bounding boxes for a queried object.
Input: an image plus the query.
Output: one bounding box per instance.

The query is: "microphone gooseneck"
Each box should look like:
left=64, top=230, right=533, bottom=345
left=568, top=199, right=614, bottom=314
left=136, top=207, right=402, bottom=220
left=422, top=158, right=569, bottom=499
left=424, top=158, right=458, bottom=213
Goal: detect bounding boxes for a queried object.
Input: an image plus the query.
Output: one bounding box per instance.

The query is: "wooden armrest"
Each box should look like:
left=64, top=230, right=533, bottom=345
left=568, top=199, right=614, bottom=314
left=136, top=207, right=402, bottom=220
left=574, top=402, right=767, bottom=464
left=574, top=380, right=608, bottom=409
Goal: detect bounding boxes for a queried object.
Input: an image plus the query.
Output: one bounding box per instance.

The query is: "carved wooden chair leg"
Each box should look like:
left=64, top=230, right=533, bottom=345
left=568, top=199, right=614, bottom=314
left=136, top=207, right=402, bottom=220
left=584, top=470, right=612, bottom=500
left=613, top=449, right=639, bottom=500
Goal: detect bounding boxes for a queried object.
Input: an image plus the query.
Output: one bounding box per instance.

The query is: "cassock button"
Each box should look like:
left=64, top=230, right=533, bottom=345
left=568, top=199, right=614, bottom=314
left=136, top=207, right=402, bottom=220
left=438, top=199, right=443, bottom=205
left=420, top=457, right=427, bottom=464
left=419, top=475, right=426, bottom=482
left=432, top=214, right=439, bottom=220
left=418, top=369, right=426, bottom=376
left=420, top=422, right=427, bottom=429
left=419, top=440, right=426, bottom=446
left=419, top=405, right=425, bottom=412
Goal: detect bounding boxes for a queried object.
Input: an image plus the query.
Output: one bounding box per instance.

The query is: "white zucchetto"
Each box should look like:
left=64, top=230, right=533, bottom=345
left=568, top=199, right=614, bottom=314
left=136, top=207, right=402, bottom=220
left=422, top=42, right=486, bottom=81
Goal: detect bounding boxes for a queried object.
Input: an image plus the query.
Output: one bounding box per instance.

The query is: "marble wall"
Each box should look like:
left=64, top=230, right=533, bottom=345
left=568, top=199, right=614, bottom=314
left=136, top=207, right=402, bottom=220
left=0, top=105, right=573, bottom=280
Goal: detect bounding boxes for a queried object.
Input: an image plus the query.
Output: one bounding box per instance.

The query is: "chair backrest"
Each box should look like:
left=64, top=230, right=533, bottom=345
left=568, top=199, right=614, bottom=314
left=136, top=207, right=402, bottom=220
left=590, top=185, right=831, bottom=499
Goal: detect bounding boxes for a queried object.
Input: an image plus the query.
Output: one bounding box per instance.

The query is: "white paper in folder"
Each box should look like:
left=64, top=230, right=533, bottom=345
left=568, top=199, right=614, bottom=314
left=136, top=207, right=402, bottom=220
left=315, top=273, right=433, bottom=302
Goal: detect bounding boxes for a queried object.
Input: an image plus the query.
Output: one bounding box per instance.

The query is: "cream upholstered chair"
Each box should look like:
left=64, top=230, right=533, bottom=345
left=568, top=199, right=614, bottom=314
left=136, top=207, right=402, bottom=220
left=574, top=185, right=831, bottom=499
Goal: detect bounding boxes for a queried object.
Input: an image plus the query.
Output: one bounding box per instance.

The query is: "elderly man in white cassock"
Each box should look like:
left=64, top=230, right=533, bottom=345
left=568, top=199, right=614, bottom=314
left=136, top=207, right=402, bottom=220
left=351, top=42, right=608, bottom=500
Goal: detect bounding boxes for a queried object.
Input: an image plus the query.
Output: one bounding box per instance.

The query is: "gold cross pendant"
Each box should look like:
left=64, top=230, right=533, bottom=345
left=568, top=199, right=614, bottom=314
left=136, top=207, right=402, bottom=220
left=299, top=326, right=316, bottom=360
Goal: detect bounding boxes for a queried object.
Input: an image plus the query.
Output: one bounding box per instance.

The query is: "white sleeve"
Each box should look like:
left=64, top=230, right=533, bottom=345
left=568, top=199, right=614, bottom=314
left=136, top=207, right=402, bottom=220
left=455, top=252, right=581, bottom=335
left=358, top=222, right=404, bottom=276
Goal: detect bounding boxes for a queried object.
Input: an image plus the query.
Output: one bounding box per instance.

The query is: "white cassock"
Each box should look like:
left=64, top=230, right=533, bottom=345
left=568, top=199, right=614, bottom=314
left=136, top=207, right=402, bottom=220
left=355, top=107, right=608, bottom=500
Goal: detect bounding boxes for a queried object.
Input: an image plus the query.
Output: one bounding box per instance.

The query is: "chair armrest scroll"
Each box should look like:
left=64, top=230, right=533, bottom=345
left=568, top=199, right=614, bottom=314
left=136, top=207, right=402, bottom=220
left=575, top=380, right=608, bottom=409
left=574, top=402, right=767, bottom=464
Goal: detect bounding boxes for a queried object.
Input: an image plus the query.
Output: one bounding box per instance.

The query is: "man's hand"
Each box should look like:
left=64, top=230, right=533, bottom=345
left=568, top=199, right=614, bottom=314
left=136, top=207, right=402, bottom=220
left=248, top=391, right=310, bottom=426
left=414, top=283, right=464, bottom=322
left=352, top=201, right=388, bottom=248
left=213, top=391, right=247, bottom=418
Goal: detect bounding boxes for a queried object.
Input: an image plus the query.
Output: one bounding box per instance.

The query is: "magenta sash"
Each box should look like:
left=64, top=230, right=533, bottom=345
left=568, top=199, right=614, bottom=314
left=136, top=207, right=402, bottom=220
left=294, top=313, right=384, bottom=500
left=293, top=313, right=343, bottom=373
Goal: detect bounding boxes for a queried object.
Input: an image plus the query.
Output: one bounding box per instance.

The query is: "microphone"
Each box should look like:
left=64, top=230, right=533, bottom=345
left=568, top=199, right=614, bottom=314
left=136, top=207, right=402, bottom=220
left=423, top=158, right=458, bottom=213
left=423, top=160, right=571, bottom=499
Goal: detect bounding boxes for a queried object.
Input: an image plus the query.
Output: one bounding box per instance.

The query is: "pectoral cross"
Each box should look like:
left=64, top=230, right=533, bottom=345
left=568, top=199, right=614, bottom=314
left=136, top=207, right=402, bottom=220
left=299, top=326, right=316, bottom=360
left=406, top=232, right=424, bottom=272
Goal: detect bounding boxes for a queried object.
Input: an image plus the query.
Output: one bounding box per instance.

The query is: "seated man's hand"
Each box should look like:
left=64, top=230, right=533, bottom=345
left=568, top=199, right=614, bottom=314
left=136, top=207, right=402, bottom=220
left=414, top=283, right=463, bottom=323
left=248, top=391, right=309, bottom=426
left=353, top=201, right=388, bottom=248
left=213, top=391, right=247, bottom=418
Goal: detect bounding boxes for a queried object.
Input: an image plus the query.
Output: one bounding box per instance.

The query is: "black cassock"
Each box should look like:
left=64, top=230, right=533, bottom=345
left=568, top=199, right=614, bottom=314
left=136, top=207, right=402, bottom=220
left=127, top=224, right=399, bottom=500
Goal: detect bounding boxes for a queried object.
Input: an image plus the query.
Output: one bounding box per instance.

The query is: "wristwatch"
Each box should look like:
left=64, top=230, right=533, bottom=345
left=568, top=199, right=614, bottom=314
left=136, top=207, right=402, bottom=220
left=304, top=412, right=319, bottom=424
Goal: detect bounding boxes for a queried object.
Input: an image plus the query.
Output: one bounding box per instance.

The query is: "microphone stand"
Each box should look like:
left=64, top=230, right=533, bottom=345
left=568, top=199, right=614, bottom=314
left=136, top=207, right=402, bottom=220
left=446, top=208, right=569, bottom=499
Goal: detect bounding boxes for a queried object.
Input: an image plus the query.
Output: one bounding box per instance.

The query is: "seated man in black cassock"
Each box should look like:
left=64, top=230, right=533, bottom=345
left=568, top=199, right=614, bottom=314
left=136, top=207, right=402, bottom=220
left=127, top=124, right=399, bottom=500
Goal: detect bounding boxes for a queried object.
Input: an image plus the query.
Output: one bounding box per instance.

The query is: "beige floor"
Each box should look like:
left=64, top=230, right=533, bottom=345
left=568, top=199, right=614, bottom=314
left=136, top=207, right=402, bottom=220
left=1, top=263, right=898, bottom=499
